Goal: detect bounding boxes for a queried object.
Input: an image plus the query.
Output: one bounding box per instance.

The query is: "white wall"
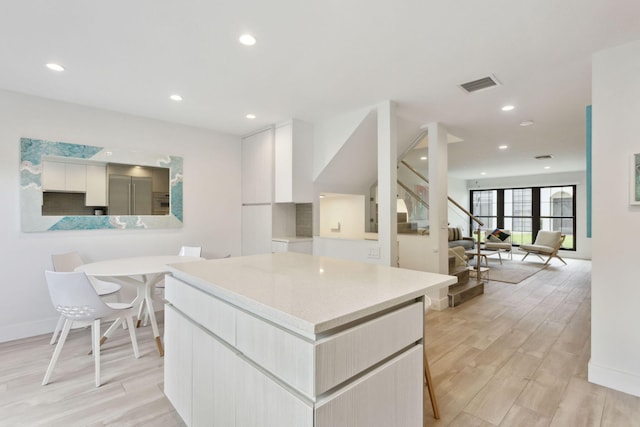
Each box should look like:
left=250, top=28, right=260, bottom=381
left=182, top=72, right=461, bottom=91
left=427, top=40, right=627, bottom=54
left=0, top=90, right=242, bottom=342
left=466, top=171, right=592, bottom=260
left=589, top=39, right=640, bottom=397
left=319, top=194, right=366, bottom=239
left=447, top=176, right=470, bottom=235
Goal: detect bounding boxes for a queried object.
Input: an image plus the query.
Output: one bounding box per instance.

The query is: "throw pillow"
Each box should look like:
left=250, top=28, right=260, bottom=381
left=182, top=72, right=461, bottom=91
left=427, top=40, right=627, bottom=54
left=489, top=228, right=510, bottom=241
left=448, top=227, right=462, bottom=241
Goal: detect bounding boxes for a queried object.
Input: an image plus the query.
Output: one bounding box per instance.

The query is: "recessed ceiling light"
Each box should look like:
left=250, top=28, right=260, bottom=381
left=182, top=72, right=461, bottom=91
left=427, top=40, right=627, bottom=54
left=498, top=145, right=508, bottom=150
left=420, top=156, right=427, bottom=160
left=480, top=172, right=487, bottom=176
left=501, top=105, right=515, bottom=111
left=520, top=120, right=535, bottom=126
left=239, top=34, right=256, bottom=46
left=46, top=63, right=65, bottom=72
left=246, top=114, right=256, bottom=119
left=169, top=94, right=183, bottom=101
left=544, top=166, right=551, bottom=170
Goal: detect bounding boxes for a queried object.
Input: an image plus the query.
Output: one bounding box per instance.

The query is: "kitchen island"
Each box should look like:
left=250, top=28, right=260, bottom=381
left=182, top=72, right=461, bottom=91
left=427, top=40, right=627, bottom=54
left=164, top=252, right=456, bottom=427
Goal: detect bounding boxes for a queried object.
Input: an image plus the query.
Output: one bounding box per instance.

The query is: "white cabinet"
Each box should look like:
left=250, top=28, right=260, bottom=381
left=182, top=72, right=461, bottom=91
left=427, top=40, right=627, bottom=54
left=42, top=161, right=86, bottom=192
left=164, top=305, right=193, bottom=426
left=242, top=128, right=273, bottom=204
left=165, top=268, right=426, bottom=427
left=272, top=239, right=313, bottom=254
left=274, top=119, right=313, bottom=203
left=315, top=346, right=422, bottom=427
left=85, top=165, right=107, bottom=206
left=242, top=205, right=273, bottom=256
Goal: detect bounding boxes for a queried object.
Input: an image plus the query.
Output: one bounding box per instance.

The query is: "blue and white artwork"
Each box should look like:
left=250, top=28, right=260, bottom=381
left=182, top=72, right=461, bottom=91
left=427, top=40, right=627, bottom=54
left=20, top=137, right=184, bottom=232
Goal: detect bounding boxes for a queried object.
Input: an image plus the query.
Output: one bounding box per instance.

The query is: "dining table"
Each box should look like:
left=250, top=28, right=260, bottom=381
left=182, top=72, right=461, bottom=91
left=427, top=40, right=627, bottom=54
left=75, top=255, right=203, bottom=356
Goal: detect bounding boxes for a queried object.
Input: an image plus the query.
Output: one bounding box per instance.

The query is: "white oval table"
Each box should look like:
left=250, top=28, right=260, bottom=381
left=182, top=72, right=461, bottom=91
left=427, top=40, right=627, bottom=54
left=76, top=255, right=203, bottom=356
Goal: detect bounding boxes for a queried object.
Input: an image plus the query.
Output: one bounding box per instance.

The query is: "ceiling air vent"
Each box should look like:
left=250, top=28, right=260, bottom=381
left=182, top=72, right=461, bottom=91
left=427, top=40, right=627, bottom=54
left=534, top=154, right=553, bottom=160
left=459, top=75, right=501, bottom=93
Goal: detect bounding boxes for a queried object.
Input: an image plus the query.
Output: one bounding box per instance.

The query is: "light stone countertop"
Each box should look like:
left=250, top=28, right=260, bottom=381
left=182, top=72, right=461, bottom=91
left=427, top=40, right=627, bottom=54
left=167, top=252, right=456, bottom=338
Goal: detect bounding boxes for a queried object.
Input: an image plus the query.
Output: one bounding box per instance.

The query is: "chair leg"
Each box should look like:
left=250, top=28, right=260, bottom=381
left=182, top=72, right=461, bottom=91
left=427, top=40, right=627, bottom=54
left=423, top=349, right=440, bottom=419
left=126, top=315, right=140, bottom=358
left=49, top=315, right=65, bottom=345
left=93, top=319, right=101, bottom=387
left=136, top=299, right=146, bottom=328
left=555, top=254, right=567, bottom=265
left=521, top=252, right=530, bottom=262
left=43, top=319, right=72, bottom=385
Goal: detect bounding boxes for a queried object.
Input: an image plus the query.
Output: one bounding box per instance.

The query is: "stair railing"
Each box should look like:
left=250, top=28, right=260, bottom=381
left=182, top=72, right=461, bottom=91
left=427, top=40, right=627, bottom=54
left=399, top=160, right=486, bottom=269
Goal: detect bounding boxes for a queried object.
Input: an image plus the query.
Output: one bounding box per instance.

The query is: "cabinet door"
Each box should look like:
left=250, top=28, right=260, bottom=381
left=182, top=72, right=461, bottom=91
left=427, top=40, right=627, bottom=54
left=164, top=305, right=193, bottom=426
left=315, top=346, right=423, bottom=427
left=274, top=120, right=313, bottom=203
left=242, top=205, right=272, bottom=256
left=192, top=327, right=236, bottom=427
left=242, top=128, right=273, bottom=204
left=42, top=161, right=66, bottom=191
left=274, top=123, right=294, bottom=203
left=236, top=355, right=313, bottom=427
left=65, top=163, right=86, bottom=192
left=85, top=165, right=107, bottom=206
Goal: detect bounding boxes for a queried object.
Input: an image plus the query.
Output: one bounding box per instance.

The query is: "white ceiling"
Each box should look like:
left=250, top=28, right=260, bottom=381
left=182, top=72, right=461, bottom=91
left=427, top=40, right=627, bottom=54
left=1, top=1, right=639, bottom=180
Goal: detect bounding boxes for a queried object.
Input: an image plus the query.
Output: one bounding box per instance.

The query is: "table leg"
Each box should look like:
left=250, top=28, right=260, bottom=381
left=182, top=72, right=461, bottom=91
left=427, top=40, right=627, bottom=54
left=141, top=274, right=164, bottom=356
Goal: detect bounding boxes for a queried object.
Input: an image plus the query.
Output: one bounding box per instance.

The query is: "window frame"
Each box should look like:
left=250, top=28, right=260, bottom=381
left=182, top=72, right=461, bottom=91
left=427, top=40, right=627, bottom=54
left=469, top=185, right=577, bottom=251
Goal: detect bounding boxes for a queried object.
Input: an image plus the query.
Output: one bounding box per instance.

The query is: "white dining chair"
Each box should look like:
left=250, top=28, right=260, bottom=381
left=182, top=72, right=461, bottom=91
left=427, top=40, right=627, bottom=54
left=424, top=295, right=440, bottom=419
left=50, top=252, right=123, bottom=345
left=178, top=245, right=202, bottom=257
left=141, top=245, right=203, bottom=325
left=42, top=271, right=140, bottom=388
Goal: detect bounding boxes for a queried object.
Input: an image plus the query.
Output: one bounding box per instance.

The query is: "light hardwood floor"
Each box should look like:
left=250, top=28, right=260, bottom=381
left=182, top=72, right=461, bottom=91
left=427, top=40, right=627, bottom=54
left=1, top=256, right=638, bottom=426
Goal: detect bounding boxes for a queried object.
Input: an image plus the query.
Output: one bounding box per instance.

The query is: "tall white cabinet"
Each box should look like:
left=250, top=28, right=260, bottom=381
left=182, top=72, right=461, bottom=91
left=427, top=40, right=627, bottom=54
left=274, top=119, right=313, bottom=203
left=241, top=128, right=274, bottom=255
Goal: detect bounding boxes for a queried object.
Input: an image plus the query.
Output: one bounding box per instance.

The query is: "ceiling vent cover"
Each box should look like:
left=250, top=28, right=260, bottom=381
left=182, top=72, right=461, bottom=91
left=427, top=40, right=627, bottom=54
left=459, top=75, right=501, bottom=93
left=534, top=154, right=553, bottom=160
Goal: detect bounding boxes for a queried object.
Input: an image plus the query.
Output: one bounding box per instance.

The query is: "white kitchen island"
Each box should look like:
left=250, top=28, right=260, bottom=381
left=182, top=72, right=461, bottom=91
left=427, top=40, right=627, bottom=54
left=164, top=252, right=456, bottom=427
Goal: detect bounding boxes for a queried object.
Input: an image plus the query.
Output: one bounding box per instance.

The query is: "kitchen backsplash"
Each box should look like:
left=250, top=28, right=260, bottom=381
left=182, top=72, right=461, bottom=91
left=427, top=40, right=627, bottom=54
left=296, top=203, right=312, bottom=237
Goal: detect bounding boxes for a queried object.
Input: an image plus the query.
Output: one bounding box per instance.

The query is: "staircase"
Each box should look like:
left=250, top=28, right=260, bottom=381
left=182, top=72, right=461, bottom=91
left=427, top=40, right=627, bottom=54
left=446, top=256, right=485, bottom=307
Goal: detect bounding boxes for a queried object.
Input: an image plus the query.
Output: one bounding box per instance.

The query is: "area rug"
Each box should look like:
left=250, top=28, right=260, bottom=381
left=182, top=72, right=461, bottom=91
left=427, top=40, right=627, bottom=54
left=468, top=259, right=548, bottom=284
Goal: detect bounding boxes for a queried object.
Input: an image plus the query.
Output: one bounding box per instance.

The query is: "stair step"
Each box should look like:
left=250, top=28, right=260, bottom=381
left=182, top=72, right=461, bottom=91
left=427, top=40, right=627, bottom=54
left=448, top=280, right=484, bottom=307
left=449, top=267, right=469, bottom=286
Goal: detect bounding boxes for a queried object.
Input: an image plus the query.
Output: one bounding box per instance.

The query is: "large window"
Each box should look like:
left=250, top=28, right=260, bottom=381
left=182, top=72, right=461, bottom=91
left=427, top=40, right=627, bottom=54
left=470, top=185, right=576, bottom=250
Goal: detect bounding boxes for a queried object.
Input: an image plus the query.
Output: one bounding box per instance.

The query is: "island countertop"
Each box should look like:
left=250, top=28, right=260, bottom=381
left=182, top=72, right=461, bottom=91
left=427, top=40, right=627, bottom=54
left=167, top=252, right=456, bottom=337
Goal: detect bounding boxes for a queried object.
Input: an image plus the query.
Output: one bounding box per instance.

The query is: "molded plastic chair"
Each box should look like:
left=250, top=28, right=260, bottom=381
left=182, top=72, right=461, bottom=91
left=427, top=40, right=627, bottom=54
left=50, top=252, right=122, bottom=345
left=519, top=230, right=567, bottom=265
left=424, top=296, right=440, bottom=419
left=42, top=271, right=139, bottom=387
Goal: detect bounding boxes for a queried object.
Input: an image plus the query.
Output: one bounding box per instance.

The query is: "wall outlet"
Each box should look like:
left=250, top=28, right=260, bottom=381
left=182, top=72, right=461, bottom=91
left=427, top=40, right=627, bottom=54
left=368, top=247, right=380, bottom=259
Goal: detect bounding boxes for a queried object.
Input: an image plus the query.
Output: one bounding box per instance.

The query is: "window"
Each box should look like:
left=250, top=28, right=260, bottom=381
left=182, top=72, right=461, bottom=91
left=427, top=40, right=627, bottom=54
left=470, top=185, right=576, bottom=250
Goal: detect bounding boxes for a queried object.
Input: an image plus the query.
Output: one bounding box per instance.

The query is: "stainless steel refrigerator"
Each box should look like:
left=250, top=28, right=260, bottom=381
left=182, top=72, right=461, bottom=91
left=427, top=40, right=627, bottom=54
left=108, top=175, right=152, bottom=215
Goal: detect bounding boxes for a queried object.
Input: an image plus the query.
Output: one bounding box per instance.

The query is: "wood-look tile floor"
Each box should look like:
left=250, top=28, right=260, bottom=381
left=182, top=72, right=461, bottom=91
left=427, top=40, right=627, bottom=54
left=424, top=255, right=640, bottom=427
left=1, top=256, right=638, bottom=426
left=0, top=312, right=185, bottom=427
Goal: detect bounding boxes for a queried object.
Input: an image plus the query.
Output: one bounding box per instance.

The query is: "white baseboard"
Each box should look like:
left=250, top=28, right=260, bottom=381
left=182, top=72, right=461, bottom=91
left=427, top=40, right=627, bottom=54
left=0, top=316, right=57, bottom=344
left=588, top=359, right=640, bottom=397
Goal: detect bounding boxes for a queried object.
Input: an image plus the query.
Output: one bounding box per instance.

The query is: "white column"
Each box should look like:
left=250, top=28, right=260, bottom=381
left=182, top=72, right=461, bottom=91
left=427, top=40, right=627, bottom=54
left=377, top=101, right=398, bottom=266
left=426, top=122, right=449, bottom=275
